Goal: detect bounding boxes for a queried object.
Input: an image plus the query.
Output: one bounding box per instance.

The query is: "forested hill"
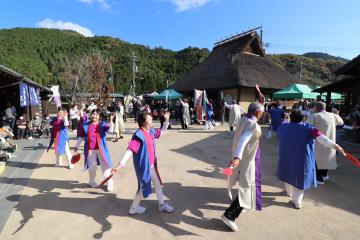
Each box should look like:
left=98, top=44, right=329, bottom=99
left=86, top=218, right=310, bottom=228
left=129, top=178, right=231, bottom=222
left=267, top=53, right=347, bottom=86
left=0, top=28, right=210, bottom=93
left=0, top=28, right=347, bottom=92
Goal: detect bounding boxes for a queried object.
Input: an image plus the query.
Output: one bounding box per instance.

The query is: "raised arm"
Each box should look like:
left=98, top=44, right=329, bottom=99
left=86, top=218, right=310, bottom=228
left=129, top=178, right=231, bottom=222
left=333, top=112, right=344, bottom=126
left=103, top=115, right=114, bottom=133
left=155, top=111, right=170, bottom=138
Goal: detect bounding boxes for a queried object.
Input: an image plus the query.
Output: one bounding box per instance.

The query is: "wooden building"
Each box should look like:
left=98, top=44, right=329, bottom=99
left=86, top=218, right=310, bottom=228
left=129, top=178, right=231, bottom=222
left=172, top=29, right=302, bottom=110
left=315, top=54, right=360, bottom=114
left=0, top=64, right=52, bottom=119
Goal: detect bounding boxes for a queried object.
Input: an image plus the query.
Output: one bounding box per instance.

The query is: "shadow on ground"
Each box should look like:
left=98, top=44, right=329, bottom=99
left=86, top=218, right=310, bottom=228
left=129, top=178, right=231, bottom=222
left=6, top=181, right=232, bottom=238
left=171, top=127, right=360, bottom=216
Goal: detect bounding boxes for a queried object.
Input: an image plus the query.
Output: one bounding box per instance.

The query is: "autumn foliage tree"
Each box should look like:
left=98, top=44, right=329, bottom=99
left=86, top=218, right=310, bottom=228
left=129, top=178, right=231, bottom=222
left=89, top=51, right=114, bottom=106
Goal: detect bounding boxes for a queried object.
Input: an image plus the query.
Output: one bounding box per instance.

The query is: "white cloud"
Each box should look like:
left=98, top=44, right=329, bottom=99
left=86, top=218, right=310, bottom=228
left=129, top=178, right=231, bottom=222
left=78, top=0, right=111, bottom=10
left=36, top=19, right=94, bottom=37
left=167, top=0, right=211, bottom=12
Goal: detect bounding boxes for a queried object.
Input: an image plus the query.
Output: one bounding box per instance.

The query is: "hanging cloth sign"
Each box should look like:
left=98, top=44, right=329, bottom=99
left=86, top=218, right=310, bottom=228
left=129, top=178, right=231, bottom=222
left=29, top=86, right=40, bottom=106
left=19, top=82, right=29, bottom=107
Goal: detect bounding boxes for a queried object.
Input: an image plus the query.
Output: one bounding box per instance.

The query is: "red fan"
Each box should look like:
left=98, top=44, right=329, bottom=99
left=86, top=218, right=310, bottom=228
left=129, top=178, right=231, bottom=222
left=255, top=84, right=262, bottom=95
left=345, top=152, right=360, bottom=168
left=96, top=174, right=113, bottom=188
left=71, top=153, right=81, bottom=164
left=223, top=168, right=233, bottom=176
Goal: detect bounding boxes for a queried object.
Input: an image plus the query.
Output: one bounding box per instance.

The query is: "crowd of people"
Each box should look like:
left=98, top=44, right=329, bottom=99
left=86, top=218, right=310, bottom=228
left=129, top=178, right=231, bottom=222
left=1, top=103, right=53, bottom=141
left=220, top=99, right=347, bottom=231
left=3, top=94, right=358, bottom=234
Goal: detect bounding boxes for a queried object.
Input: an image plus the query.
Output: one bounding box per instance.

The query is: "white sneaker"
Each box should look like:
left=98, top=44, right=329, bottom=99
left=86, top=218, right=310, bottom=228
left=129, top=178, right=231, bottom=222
left=221, top=214, right=238, bottom=232
left=89, top=181, right=98, bottom=188
left=323, top=175, right=330, bottom=181
left=27, top=136, right=33, bottom=140
left=129, top=205, right=146, bottom=215
left=292, top=200, right=302, bottom=209
left=159, top=202, right=174, bottom=213
left=68, top=163, right=74, bottom=169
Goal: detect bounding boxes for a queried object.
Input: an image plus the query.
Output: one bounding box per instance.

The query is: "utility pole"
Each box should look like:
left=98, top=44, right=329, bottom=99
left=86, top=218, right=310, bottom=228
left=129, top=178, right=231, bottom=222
left=132, top=52, right=138, bottom=96
left=299, top=59, right=303, bottom=81
left=110, top=66, right=114, bottom=94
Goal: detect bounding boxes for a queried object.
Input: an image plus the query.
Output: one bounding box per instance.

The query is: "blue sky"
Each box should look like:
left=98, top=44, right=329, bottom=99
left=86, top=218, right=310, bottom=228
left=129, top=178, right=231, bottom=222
left=1, top=0, right=360, bottom=59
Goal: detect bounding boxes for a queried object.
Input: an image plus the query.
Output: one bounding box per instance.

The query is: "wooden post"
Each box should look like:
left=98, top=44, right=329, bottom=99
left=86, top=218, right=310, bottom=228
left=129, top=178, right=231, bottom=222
left=326, top=91, right=331, bottom=111
left=237, top=87, right=241, bottom=103
left=344, top=92, right=351, bottom=115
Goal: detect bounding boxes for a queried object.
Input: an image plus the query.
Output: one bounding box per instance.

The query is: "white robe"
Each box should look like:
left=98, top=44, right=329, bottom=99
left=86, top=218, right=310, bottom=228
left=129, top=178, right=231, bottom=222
left=307, top=111, right=343, bottom=169
left=180, top=100, right=191, bottom=125
left=114, top=106, right=125, bottom=135
left=228, top=115, right=262, bottom=210
left=225, top=102, right=245, bottom=127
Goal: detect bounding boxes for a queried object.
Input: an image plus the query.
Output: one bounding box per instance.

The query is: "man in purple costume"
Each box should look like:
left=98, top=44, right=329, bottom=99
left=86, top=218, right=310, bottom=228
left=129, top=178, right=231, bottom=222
left=221, top=102, right=264, bottom=232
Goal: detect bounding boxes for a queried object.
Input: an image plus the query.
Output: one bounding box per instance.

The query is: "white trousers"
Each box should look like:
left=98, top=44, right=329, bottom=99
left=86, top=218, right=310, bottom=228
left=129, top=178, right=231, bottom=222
left=285, top=183, right=304, bottom=205
left=205, top=120, right=214, bottom=130
left=56, top=141, right=72, bottom=166
left=88, top=149, right=113, bottom=188
left=131, top=167, right=164, bottom=208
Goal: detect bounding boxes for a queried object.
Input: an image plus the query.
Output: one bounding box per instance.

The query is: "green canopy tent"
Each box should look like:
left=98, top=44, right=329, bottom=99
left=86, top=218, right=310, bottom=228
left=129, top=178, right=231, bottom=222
left=153, top=89, right=183, bottom=100
left=309, top=86, right=342, bottom=100
left=273, top=84, right=341, bottom=100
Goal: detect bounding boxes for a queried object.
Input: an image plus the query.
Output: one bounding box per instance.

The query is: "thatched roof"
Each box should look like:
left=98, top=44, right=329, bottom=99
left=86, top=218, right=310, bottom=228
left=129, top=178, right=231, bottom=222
left=316, top=54, right=360, bottom=93
left=173, top=31, right=301, bottom=92
left=335, top=54, right=360, bottom=76
left=314, top=76, right=356, bottom=93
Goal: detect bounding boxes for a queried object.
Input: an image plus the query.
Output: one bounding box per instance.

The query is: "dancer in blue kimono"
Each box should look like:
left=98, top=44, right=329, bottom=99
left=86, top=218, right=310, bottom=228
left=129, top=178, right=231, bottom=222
left=267, top=101, right=284, bottom=138
left=276, top=109, right=345, bottom=209
left=205, top=99, right=214, bottom=130
left=112, top=111, right=174, bottom=215
left=74, top=109, right=114, bottom=191
left=48, top=109, right=73, bottom=169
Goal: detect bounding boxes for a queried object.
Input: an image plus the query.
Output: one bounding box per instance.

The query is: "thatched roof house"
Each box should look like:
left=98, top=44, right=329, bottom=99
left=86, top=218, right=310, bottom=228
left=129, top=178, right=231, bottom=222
left=173, top=30, right=301, bottom=110
left=315, top=54, right=360, bottom=113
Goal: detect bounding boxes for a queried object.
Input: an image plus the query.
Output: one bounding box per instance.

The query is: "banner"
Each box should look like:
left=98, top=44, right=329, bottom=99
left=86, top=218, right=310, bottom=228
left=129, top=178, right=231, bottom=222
left=29, top=86, right=40, bottom=106
left=50, top=85, right=62, bottom=108
left=194, top=89, right=204, bottom=121
left=19, top=82, right=29, bottom=107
